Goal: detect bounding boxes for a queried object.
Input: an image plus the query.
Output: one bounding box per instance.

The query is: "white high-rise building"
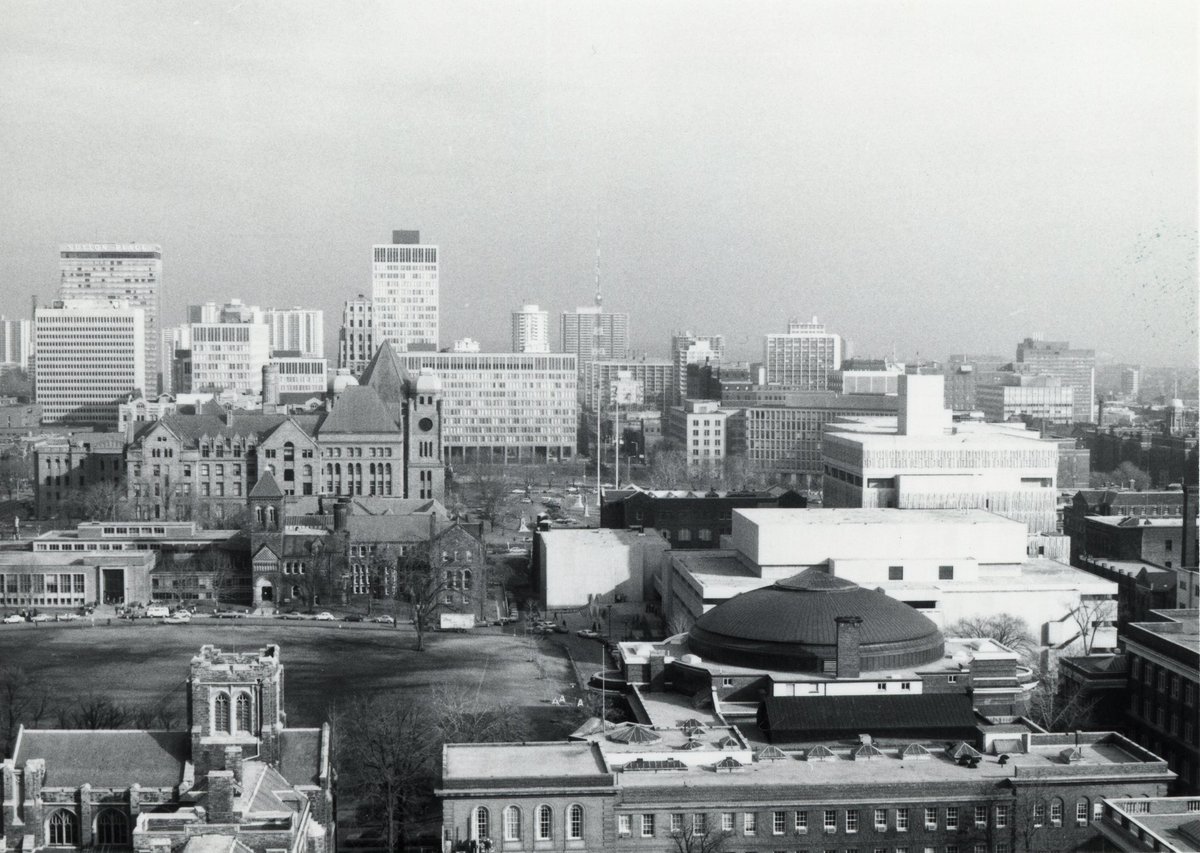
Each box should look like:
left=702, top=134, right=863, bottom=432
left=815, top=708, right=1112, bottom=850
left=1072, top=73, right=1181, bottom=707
left=763, top=315, right=842, bottom=389
left=188, top=321, right=271, bottom=393
left=0, top=317, right=31, bottom=369
left=372, top=229, right=439, bottom=352
left=35, top=299, right=146, bottom=428
left=511, top=304, right=550, bottom=353
left=58, top=243, right=161, bottom=393
left=560, top=307, right=629, bottom=370
left=338, top=295, right=373, bottom=375
left=265, top=307, right=323, bottom=357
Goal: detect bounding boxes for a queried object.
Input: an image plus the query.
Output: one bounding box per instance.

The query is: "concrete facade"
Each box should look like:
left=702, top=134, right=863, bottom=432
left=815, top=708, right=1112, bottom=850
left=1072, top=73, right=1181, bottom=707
left=536, top=527, right=670, bottom=609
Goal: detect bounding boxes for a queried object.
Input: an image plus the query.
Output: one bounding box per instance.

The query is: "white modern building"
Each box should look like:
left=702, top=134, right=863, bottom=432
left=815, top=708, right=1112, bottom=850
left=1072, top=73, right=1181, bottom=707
left=269, top=356, right=328, bottom=395
left=337, top=294, right=373, bottom=375
left=560, top=307, right=629, bottom=370
left=670, top=331, right=725, bottom=406
left=665, top=399, right=728, bottom=471
left=581, top=358, right=674, bottom=411
left=763, top=315, right=842, bottom=389
left=34, top=298, right=146, bottom=428
left=511, top=304, right=550, bottom=353
left=661, top=507, right=1118, bottom=652
left=450, top=338, right=481, bottom=353
left=372, top=229, right=438, bottom=352
left=537, top=527, right=670, bottom=608
left=58, top=243, right=161, bottom=394
left=0, top=317, right=31, bottom=369
left=265, top=307, right=323, bottom=358
left=188, top=320, right=271, bottom=393
left=394, top=350, right=577, bottom=464
left=1016, top=338, right=1096, bottom=424
left=976, top=374, right=1074, bottom=425
left=822, top=374, right=1060, bottom=535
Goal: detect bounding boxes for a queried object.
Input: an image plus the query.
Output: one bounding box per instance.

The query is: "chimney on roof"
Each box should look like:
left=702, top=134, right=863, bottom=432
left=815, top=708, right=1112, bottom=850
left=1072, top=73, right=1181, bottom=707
left=206, top=770, right=235, bottom=824
left=223, top=745, right=243, bottom=784
left=835, top=615, right=863, bottom=679
left=262, top=364, right=281, bottom=414
left=1183, top=484, right=1198, bottom=571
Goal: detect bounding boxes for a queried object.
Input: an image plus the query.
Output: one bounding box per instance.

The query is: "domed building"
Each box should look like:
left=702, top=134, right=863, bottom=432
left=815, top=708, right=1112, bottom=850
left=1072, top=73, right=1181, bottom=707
left=687, top=569, right=944, bottom=675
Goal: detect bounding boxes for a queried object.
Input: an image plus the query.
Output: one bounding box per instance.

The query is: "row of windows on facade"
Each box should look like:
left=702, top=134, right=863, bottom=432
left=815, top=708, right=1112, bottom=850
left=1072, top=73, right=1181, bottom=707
left=44, top=808, right=129, bottom=846
left=473, top=801, right=1104, bottom=843
left=1130, top=656, right=1197, bottom=705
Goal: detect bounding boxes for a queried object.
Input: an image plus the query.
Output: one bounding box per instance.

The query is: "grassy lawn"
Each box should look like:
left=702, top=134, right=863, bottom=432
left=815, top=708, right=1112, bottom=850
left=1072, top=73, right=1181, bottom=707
left=0, top=621, right=581, bottom=738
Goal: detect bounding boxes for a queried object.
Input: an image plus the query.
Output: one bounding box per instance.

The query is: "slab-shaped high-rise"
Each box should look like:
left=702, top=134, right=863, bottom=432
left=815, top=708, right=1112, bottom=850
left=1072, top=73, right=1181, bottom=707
left=58, top=243, right=161, bottom=393
left=371, top=230, right=438, bottom=352
left=1016, top=337, right=1096, bottom=424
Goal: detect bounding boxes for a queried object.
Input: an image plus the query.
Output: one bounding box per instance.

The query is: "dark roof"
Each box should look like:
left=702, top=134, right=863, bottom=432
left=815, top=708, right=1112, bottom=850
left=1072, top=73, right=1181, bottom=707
left=135, top=413, right=322, bottom=446
left=359, top=341, right=409, bottom=425
left=249, top=471, right=284, bottom=498
left=758, top=694, right=978, bottom=742
left=688, top=569, right=943, bottom=672
left=278, top=728, right=323, bottom=787
left=14, top=730, right=189, bottom=787
left=319, top=386, right=400, bottom=434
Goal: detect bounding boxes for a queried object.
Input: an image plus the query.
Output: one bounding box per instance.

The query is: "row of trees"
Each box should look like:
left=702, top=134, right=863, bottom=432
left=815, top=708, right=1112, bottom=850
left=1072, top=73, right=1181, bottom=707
left=335, top=688, right=529, bottom=852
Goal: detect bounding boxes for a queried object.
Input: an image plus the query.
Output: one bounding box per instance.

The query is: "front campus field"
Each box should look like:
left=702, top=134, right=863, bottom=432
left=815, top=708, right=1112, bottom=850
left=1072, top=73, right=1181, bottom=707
left=0, top=620, right=581, bottom=737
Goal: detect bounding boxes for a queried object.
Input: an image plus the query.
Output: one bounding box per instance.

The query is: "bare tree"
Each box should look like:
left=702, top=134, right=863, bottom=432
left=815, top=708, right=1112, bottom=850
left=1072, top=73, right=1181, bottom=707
left=0, top=666, right=52, bottom=756
left=1069, top=598, right=1117, bottom=654
left=395, top=544, right=449, bottom=652
left=61, top=694, right=130, bottom=729
left=0, top=452, right=30, bottom=500
left=947, top=614, right=1037, bottom=660
left=429, top=684, right=530, bottom=755
left=458, top=464, right=509, bottom=527
left=668, top=818, right=732, bottom=853
left=365, top=545, right=399, bottom=616
left=646, top=446, right=691, bottom=489
left=1028, top=665, right=1100, bottom=732
left=333, top=695, right=437, bottom=853
left=75, top=480, right=130, bottom=521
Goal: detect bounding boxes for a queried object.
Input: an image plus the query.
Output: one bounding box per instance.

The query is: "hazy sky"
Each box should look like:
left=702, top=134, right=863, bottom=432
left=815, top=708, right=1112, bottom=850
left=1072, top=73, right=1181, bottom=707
left=1, top=0, right=1195, bottom=366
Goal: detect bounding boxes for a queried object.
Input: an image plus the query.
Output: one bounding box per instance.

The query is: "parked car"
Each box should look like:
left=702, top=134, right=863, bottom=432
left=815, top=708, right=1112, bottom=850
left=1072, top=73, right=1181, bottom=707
left=280, top=611, right=306, bottom=620
left=314, top=611, right=336, bottom=621
left=30, top=613, right=54, bottom=623
left=370, top=615, right=395, bottom=625
left=145, top=604, right=171, bottom=619
left=163, top=611, right=192, bottom=624
left=576, top=629, right=600, bottom=639
left=2, top=614, right=25, bottom=624
left=55, top=612, right=81, bottom=622
left=552, top=623, right=568, bottom=634
left=343, top=614, right=364, bottom=623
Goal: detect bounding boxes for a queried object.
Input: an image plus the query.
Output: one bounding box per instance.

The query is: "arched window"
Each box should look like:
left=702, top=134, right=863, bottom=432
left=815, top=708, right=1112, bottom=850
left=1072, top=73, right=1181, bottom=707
left=267, top=506, right=277, bottom=528
left=536, top=805, right=553, bottom=840
left=235, top=693, right=253, bottom=732
left=302, top=465, right=312, bottom=478
left=1076, top=798, right=1090, bottom=825
left=567, top=804, right=584, bottom=840
left=503, top=806, right=521, bottom=841
left=95, top=809, right=128, bottom=845
left=284, top=442, right=295, bottom=462
left=472, top=807, right=490, bottom=840
left=48, top=810, right=77, bottom=846
left=1050, top=797, right=1064, bottom=827
left=463, top=570, right=472, bottom=590
left=213, top=692, right=231, bottom=734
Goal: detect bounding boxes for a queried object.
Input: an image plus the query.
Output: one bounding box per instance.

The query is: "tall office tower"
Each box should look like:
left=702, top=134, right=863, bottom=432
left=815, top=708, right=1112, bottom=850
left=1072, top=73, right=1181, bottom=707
left=0, top=317, right=31, bottom=368
left=670, top=331, right=725, bottom=406
left=58, top=243, right=161, bottom=393
left=338, top=294, right=374, bottom=375
left=188, top=318, right=271, bottom=393
left=35, top=299, right=145, bottom=428
left=1016, top=338, right=1096, bottom=423
left=560, top=307, right=629, bottom=370
left=264, top=307, right=323, bottom=357
left=511, top=304, right=550, bottom=353
left=371, top=229, right=439, bottom=352
left=763, top=315, right=842, bottom=389
left=1122, top=366, right=1141, bottom=400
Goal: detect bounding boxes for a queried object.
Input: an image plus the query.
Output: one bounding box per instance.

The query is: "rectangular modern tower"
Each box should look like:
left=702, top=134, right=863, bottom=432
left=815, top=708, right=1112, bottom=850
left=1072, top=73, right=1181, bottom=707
left=560, top=307, right=629, bottom=371
left=511, top=304, right=550, bottom=353
left=0, top=317, right=31, bottom=369
left=670, top=331, right=725, bottom=406
left=763, top=316, right=842, bottom=390
left=1016, top=338, right=1096, bottom=424
left=338, top=294, right=374, bottom=375
left=372, top=230, right=438, bottom=352
left=58, top=243, right=161, bottom=394
left=35, top=298, right=145, bottom=428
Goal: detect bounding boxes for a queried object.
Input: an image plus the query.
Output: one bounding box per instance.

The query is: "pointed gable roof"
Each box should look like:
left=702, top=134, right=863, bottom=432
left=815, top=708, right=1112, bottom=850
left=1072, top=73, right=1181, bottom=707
left=359, top=341, right=408, bottom=426
left=249, top=471, right=284, bottom=499
left=319, top=386, right=401, bottom=435
left=252, top=544, right=280, bottom=562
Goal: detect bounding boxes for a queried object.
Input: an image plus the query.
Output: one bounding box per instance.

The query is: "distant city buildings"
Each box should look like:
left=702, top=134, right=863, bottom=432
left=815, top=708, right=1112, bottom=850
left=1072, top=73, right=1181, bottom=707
left=976, top=373, right=1075, bottom=425
left=34, top=299, right=146, bottom=428
left=763, top=315, right=842, bottom=389
left=372, top=229, right=438, bottom=352
left=450, top=337, right=481, bottom=353
left=58, top=242, right=161, bottom=394
left=511, top=303, right=550, bottom=353
left=0, top=316, right=31, bottom=369
left=338, top=294, right=374, bottom=375
left=560, top=306, right=629, bottom=369
left=665, top=399, right=727, bottom=472
left=1017, top=337, right=1096, bottom=423
left=264, top=306, right=323, bottom=357
left=669, top=331, right=724, bottom=407
left=581, top=358, right=673, bottom=411
left=188, top=316, right=271, bottom=394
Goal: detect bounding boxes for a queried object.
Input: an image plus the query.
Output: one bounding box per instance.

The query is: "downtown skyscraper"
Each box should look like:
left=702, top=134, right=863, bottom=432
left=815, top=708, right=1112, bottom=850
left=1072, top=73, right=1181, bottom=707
left=371, top=230, right=438, bottom=352
left=58, top=243, right=161, bottom=394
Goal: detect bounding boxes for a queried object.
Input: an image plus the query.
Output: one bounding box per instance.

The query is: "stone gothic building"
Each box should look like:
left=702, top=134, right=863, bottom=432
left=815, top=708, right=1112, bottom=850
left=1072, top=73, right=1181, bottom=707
left=2, top=644, right=333, bottom=853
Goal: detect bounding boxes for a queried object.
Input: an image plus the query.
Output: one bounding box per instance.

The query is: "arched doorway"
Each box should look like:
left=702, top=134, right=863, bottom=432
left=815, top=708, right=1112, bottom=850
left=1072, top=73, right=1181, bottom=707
left=255, top=577, right=274, bottom=605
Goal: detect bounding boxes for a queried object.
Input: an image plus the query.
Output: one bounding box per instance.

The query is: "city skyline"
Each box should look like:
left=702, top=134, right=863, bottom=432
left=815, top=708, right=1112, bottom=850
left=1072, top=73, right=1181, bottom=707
left=0, top=1, right=1195, bottom=369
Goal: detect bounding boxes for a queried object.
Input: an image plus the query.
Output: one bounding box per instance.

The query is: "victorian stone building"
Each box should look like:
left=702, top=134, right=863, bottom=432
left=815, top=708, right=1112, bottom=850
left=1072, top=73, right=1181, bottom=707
left=2, top=644, right=333, bottom=853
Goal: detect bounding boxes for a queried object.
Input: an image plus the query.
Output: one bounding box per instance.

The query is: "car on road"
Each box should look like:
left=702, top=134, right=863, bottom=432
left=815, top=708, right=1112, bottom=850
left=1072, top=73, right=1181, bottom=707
left=314, top=611, right=336, bottom=621
left=145, top=604, right=171, bottom=619
left=55, top=612, right=81, bottom=621
left=343, top=614, right=364, bottom=622
left=280, top=611, right=306, bottom=620
left=370, top=615, right=395, bottom=624
left=30, top=613, right=54, bottom=623
left=213, top=610, right=247, bottom=619
left=576, top=629, right=600, bottom=639
left=2, top=614, right=25, bottom=624
left=163, top=612, right=191, bottom=624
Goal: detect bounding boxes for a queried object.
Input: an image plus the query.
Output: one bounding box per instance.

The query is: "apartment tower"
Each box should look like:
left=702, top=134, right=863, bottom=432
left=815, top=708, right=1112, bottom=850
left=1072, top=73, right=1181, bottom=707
left=511, top=304, right=550, bottom=353
left=763, top=316, right=842, bottom=389
left=371, top=230, right=438, bottom=352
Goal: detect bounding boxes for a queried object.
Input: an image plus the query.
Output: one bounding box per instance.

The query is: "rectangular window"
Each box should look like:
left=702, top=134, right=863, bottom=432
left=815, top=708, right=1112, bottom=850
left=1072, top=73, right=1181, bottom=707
left=670, top=814, right=683, bottom=834
left=973, top=805, right=986, bottom=827
left=995, top=805, right=1010, bottom=828
left=846, top=810, right=859, bottom=833
left=1076, top=801, right=1088, bottom=825
left=795, top=811, right=808, bottom=833
left=618, top=815, right=631, bottom=836
left=939, top=565, right=954, bottom=579
left=896, top=809, right=909, bottom=831
left=641, top=814, right=654, bottom=837
left=1050, top=801, right=1062, bottom=826
left=889, top=565, right=904, bottom=580
left=691, top=814, right=706, bottom=836
left=721, top=813, right=734, bottom=833
left=823, top=810, right=836, bottom=832
left=744, top=813, right=757, bottom=835
left=874, top=809, right=886, bottom=830
left=945, top=807, right=958, bottom=830
left=924, top=807, right=937, bottom=830
left=773, top=811, right=786, bottom=834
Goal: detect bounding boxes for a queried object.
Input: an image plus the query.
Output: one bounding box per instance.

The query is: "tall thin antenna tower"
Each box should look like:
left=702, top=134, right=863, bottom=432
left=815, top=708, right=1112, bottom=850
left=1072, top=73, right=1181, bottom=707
left=594, top=216, right=604, bottom=500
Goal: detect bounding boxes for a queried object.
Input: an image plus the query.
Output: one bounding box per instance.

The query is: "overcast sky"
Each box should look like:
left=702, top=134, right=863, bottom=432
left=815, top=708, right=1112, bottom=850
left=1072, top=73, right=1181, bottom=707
left=1, top=0, right=1195, bottom=367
